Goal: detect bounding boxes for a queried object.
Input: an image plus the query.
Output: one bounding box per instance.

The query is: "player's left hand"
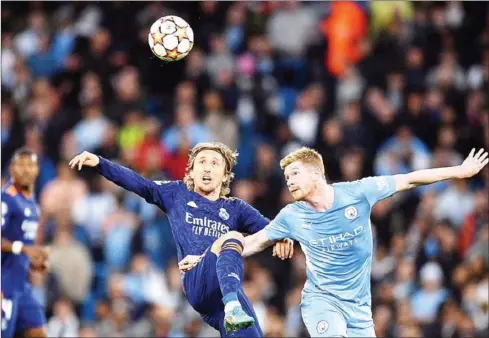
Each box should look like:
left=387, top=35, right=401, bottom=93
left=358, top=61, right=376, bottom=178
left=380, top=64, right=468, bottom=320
left=458, top=148, right=489, bottom=178
left=272, top=238, right=294, bottom=260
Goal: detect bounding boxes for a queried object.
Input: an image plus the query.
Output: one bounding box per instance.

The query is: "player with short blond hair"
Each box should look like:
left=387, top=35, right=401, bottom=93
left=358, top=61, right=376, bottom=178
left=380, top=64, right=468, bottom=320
left=279, top=147, right=326, bottom=178
left=243, top=146, right=488, bottom=337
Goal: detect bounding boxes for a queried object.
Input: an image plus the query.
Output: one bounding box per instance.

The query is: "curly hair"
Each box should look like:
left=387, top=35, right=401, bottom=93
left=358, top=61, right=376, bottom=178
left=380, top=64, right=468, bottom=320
left=183, top=142, right=238, bottom=197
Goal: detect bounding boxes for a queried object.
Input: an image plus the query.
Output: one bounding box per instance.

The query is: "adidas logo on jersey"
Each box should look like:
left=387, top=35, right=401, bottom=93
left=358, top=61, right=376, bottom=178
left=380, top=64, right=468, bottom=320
left=227, top=272, right=240, bottom=281
left=187, top=201, right=198, bottom=208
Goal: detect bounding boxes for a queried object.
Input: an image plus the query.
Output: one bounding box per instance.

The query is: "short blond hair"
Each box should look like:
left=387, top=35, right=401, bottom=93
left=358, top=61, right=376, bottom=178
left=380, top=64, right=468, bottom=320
left=184, top=142, right=238, bottom=197
left=280, top=147, right=325, bottom=178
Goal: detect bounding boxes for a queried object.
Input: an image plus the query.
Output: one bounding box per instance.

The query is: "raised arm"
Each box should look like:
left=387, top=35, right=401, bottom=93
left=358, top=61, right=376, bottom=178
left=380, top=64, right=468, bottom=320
left=69, top=151, right=167, bottom=206
left=394, top=148, right=488, bottom=192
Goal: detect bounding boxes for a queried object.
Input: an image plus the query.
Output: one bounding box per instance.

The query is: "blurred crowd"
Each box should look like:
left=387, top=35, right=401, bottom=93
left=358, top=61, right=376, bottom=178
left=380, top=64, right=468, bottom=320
left=2, top=1, right=489, bottom=337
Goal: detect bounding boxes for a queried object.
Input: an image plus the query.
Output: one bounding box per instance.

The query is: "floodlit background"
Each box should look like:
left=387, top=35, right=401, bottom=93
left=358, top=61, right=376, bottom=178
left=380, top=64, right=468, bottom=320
left=1, top=1, right=488, bottom=337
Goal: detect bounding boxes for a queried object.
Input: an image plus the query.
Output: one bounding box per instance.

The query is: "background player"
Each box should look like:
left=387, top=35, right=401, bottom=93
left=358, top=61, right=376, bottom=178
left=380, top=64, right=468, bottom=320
left=68, top=142, right=293, bottom=337
left=242, top=147, right=488, bottom=337
left=1, top=148, right=49, bottom=338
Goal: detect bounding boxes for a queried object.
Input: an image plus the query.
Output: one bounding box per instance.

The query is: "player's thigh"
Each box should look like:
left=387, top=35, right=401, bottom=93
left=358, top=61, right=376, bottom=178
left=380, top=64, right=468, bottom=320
left=301, top=299, right=347, bottom=337
left=183, top=249, right=222, bottom=313
left=1, top=291, right=19, bottom=338
left=347, top=325, right=376, bottom=338
left=15, top=288, right=46, bottom=335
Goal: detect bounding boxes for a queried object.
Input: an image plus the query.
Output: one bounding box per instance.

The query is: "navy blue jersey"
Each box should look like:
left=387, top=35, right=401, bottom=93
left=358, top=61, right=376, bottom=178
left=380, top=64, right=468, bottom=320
left=95, top=157, right=269, bottom=261
left=1, top=184, right=40, bottom=292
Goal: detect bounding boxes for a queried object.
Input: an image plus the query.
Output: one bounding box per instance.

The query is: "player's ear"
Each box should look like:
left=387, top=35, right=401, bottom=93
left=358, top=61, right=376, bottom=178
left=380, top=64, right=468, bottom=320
left=312, top=168, right=321, bottom=181
left=33, top=163, right=40, bottom=177
left=222, top=173, right=228, bottom=184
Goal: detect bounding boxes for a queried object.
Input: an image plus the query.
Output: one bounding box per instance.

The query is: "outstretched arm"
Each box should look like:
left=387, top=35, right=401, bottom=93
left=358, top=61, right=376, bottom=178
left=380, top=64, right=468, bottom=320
left=242, top=229, right=275, bottom=258
left=237, top=200, right=294, bottom=259
left=69, top=151, right=167, bottom=206
left=394, top=148, right=488, bottom=192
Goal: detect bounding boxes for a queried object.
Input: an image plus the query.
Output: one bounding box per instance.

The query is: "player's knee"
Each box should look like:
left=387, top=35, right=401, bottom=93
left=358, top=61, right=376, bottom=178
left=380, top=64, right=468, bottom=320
left=223, top=231, right=244, bottom=244
left=212, top=231, right=244, bottom=255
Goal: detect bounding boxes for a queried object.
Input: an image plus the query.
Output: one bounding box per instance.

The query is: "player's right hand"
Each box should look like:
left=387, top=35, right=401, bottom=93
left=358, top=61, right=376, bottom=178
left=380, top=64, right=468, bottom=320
left=23, top=246, right=49, bottom=268
left=272, top=238, right=294, bottom=260
left=178, top=255, right=203, bottom=272
left=69, top=151, right=100, bottom=170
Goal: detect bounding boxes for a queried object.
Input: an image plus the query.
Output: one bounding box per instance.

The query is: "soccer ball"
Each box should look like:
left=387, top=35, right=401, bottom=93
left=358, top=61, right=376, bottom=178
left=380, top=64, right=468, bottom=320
left=148, top=15, right=194, bottom=62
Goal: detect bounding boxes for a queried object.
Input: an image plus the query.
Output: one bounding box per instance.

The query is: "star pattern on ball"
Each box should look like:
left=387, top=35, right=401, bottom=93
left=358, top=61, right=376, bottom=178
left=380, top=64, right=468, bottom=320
left=167, top=49, right=179, bottom=60
left=175, top=27, right=187, bottom=42
left=151, top=32, right=165, bottom=45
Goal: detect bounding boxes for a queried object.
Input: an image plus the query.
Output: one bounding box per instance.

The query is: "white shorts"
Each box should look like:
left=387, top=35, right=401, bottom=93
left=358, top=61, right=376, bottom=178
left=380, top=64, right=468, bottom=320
left=301, top=287, right=375, bottom=337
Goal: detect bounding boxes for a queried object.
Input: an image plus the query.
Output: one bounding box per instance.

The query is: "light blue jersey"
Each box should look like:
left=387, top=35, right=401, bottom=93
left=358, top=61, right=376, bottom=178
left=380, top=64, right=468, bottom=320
left=265, top=176, right=397, bottom=336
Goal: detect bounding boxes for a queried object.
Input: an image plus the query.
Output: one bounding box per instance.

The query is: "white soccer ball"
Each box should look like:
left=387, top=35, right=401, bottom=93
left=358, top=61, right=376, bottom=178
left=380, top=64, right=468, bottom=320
left=148, top=15, right=194, bottom=62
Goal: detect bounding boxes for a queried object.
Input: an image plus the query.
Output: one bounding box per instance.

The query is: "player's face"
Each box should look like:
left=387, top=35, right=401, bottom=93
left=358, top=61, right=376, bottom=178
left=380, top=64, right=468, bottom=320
left=190, top=150, right=227, bottom=195
left=9, top=154, right=39, bottom=189
left=284, top=161, right=316, bottom=201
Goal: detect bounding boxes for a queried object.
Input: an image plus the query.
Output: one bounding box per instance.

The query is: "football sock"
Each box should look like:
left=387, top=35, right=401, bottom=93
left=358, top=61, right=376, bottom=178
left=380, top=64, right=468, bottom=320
left=217, top=238, right=245, bottom=310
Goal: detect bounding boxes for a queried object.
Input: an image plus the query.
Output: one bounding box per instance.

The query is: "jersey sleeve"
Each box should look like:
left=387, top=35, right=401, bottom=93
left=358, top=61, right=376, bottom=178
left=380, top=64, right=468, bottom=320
left=236, top=199, right=270, bottom=234
left=95, top=157, right=180, bottom=212
left=1, top=193, right=14, bottom=231
left=264, top=207, right=292, bottom=242
left=359, top=176, right=397, bottom=206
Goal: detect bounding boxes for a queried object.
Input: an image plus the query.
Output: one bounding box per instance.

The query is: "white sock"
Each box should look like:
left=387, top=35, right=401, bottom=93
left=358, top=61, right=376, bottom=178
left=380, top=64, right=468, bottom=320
left=225, top=300, right=241, bottom=313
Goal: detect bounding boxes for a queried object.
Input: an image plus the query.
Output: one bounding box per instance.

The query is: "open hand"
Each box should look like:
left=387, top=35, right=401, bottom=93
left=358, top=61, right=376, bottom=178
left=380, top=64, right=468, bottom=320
left=458, top=148, right=488, bottom=179
left=272, top=238, right=294, bottom=260
left=69, top=151, right=100, bottom=170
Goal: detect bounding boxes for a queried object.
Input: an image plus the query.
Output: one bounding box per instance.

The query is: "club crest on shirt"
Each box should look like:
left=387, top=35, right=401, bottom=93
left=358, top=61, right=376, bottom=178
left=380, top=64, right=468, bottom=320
left=344, top=206, right=358, bottom=220
left=219, top=208, right=229, bottom=221
left=317, top=320, right=328, bottom=334
left=24, top=208, right=31, bottom=217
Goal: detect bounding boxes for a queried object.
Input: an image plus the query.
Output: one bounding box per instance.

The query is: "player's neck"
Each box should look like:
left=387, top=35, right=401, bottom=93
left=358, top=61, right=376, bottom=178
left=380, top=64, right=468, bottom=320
left=194, top=187, right=221, bottom=201
left=306, top=183, right=334, bottom=212
left=13, top=182, right=34, bottom=199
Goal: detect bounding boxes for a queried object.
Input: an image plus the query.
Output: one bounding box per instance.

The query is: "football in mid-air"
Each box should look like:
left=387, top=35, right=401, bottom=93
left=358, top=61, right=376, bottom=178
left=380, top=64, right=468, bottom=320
left=148, top=15, right=194, bottom=62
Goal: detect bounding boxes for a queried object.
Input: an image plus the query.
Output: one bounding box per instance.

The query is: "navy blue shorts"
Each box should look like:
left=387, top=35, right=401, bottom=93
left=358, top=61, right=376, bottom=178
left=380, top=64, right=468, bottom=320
left=2, top=284, right=46, bottom=338
left=182, top=249, right=263, bottom=337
